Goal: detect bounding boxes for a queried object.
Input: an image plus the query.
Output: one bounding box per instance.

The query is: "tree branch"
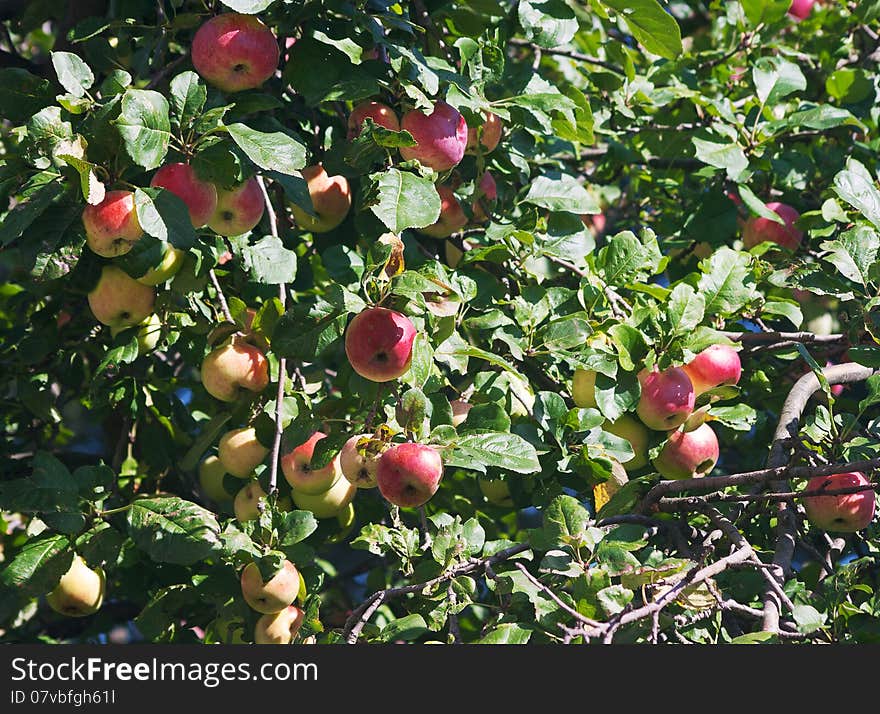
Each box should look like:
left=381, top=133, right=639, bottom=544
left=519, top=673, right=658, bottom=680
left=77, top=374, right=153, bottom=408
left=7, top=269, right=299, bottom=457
left=208, top=269, right=234, bottom=323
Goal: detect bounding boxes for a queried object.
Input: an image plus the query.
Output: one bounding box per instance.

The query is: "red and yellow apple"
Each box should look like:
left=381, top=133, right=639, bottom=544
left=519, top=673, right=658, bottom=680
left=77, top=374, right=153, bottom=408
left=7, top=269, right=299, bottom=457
left=803, top=471, right=875, bottom=533
left=218, top=426, right=269, bottom=478
left=344, top=307, right=417, bottom=382
left=82, top=190, right=143, bottom=258
left=652, top=423, right=719, bottom=480
left=742, top=202, right=802, bottom=250
left=348, top=100, right=400, bottom=139
left=399, top=101, right=468, bottom=172
left=88, top=265, right=156, bottom=329
left=192, top=13, right=280, bottom=93
left=201, top=337, right=270, bottom=402
left=289, top=165, right=351, bottom=233
left=240, top=560, right=300, bottom=614
left=683, top=344, right=742, bottom=397
left=281, top=431, right=342, bottom=494
left=208, top=177, right=265, bottom=236
left=150, top=162, right=218, bottom=228
left=376, top=442, right=443, bottom=508
left=637, top=367, right=696, bottom=431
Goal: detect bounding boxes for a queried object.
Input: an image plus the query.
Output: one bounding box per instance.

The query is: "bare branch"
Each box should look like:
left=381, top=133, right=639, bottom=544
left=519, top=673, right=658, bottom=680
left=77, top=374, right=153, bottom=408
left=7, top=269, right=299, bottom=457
left=208, top=269, right=235, bottom=324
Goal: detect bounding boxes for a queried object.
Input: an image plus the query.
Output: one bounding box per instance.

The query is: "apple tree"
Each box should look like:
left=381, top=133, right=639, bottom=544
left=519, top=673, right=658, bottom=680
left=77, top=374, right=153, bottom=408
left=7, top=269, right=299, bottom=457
left=1, top=0, right=879, bottom=645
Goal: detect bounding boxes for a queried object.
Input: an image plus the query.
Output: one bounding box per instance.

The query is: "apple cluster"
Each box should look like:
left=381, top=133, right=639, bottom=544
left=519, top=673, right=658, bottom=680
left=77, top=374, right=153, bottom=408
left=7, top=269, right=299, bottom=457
left=240, top=559, right=304, bottom=645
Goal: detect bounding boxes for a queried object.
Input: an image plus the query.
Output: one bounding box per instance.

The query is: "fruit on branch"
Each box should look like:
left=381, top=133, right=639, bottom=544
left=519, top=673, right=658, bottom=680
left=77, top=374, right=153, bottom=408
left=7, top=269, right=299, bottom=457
left=240, top=560, right=301, bottom=614
left=199, top=455, right=232, bottom=502
left=150, top=162, right=218, bottom=228
left=376, top=442, right=443, bottom=508
left=479, top=478, right=513, bottom=506
left=742, top=202, right=803, bottom=250
left=471, top=171, right=497, bottom=223
left=636, top=367, right=696, bottom=431
left=254, top=605, right=305, bottom=644
left=604, top=415, right=650, bottom=471
left=218, top=426, right=269, bottom=478
left=192, top=12, right=280, bottom=92
left=466, top=111, right=502, bottom=154
left=281, top=431, right=342, bottom=494
left=652, top=423, right=719, bottom=480
left=345, top=307, right=417, bottom=382
left=233, top=481, right=267, bottom=522
left=450, top=399, right=472, bottom=427
left=291, top=473, right=357, bottom=518
left=348, top=100, right=400, bottom=139
left=572, top=369, right=598, bottom=409
left=399, top=100, right=468, bottom=172
left=418, top=185, right=466, bottom=238
left=788, top=0, right=814, bottom=20
left=208, top=177, right=265, bottom=236
left=82, top=190, right=143, bottom=258
left=803, top=471, right=876, bottom=533
left=46, top=555, right=105, bottom=617
left=135, top=244, right=186, bottom=286
left=110, top=312, right=162, bottom=354
left=682, top=344, right=742, bottom=397
left=339, top=434, right=385, bottom=488
left=88, top=265, right=156, bottom=329
left=289, top=165, right=352, bottom=233
left=200, top=337, right=269, bottom=402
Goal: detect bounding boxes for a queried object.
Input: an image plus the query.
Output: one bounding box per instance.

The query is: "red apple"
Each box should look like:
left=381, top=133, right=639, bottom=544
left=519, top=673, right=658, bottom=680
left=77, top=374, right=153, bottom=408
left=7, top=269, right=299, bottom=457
left=192, top=13, right=279, bottom=92
left=208, top=177, right=265, bottom=236
left=637, top=367, right=696, bottom=431
left=376, top=442, right=444, bottom=508
left=289, top=165, right=351, bottom=233
left=339, top=433, right=385, bottom=489
left=281, top=431, right=342, bottom=494
left=240, top=560, right=300, bottom=614
left=399, top=101, right=468, bottom=172
left=150, top=163, right=218, bottom=228
left=652, top=423, right=719, bottom=479
left=348, top=100, right=400, bottom=140
left=788, top=0, right=814, bottom=20
left=471, top=171, right=497, bottom=224
left=418, top=185, right=467, bottom=238
left=803, top=471, right=875, bottom=533
left=466, top=111, right=502, bottom=154
left=742, top=202, right=802, bottom=250
left=201, top=337, right=270, bottom=402
left=344, top=307, right=416, bottom=382
left=682, top=344, right=742, bottom=396
left=82, top=190, right=144, bottom=258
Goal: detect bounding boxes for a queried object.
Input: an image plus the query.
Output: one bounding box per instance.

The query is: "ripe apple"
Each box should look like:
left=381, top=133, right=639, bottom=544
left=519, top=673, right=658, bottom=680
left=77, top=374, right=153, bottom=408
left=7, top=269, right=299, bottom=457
left=450, top=399, right=472, bottom=427
left=192, top=13, right=280, bottom=92
left=208, top=177, right=264, bottom=236
left=683, top=344, right=742, bottom=396
left=637, top=367, right=696, bottom=431
left=110, top=312, right=162, bottom=354
left=218, top=426, right=269, bottom=478
left=803, top=471, right=875, bottom=533
left=88, top=265, right=156, bottom=329
left=201, top=337, right=269, bottom=402
left=150, top=162, right=218, bottom=228
left=418, top=185, right=467, bottom=238
left=254, top=605, right=305, bottom=644
left=344, top=307, right=417, bottom=382
left=291, top=474, right=357, bottom=518
left=399, top=101, right=468, bottom=172
left=46, top=555, right=105, bottom=617
left=788, top=0, right=814, bottom=20
left=339, top=433, right=385, bottom=489
left=572, top=369, right=598, bottom=409
left=466, top=111, right=502, bottom=154
left=289, top=165, right=351, bottom=233
left=742, top=202, right=803, bottom=250
left=282, top=431, right=342, bottom=494
left=376, top=442, right=443, bottom=508
left=233, top=481, right=266, bottom=522
left=199, top=455, right=232, bottom=502
left=136, top=244, right=186, bottom=286
left=348, top=100, right=400, bottom=139
left=604, top=415, right=650, bottom=471
left=479, top=478, right=512, bottom=506
left=652, top=423, right=719, bottom=480
left=240, top=560, right=300, bottom=614
left=471, top=170, right=497, bottom=223
left=82, top=190, right=144, bottom=258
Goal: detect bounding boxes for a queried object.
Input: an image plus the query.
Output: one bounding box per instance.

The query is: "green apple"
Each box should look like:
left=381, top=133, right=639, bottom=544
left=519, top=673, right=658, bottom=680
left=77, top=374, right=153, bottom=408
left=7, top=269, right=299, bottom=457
left=136, top=246, right=186, bottom=286
left=46, top=555, right=105, bottom=617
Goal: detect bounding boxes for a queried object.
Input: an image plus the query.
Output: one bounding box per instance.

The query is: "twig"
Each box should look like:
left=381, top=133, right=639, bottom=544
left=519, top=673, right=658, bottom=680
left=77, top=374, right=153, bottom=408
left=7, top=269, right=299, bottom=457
left=446, top=583, right=461, bottom=644
left=507, top=37, right=623, bottom=74
left=515, top=563, right=602, bottom=629
left=208, top=269, right=235, bottom=323
left=657, top=482, right=878, bottom=511
left=722, top=330, right=846, bottom=346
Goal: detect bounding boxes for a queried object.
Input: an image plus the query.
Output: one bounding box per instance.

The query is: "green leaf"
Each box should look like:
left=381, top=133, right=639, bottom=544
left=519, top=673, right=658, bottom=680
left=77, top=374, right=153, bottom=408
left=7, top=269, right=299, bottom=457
left=169, top=71, right=206, bottom=130
left=220, top=0, right=276, bottom=12
left=693, top=136, right=748, bottom=180
left=0, top=534, right=72, bottom=607
left=596, top=230, right=655, bottom=285
left=597, top=584, right=634, bottom=615
left=697, top=248, right=755, bottom=317
left=833, top=159, right=880, bottom=231
left=116, top=89, right=171, bottom=170
left=666, top=284, right=706, bottom=336
left=792, top=603, right=827, bottom=634
left=226, top=122, right=307, bottom=175
left=0, top=68, right=54, bottom=123
left=241, top=235, right=297, bottom=284
left=126, top=496, right=222, bottom=565
left=524, top=175, right=600, bottom=214
left=444, top=432, right=541, bottom=474
left=378, top=614, right=428, bottom=642
left=518, top=0, right=579, bottom=48
left=0, top=451, right=79, bottom=513
left=0, top=179, right=65, bottom=248
left=600, top=0, right=683, bottom=60
left=752, top=56, right=807, bottom=105
left=730, top=631, right=778, bottom=644
left=476, top=623, right=532, bottom=644
left=858, top=374, right=880, bottom=414
left=368, top=169, right=441, bottom=233
left=738, top=184, right=785, bottom=224
left=51, top=51, right=94, bottom=98
left=740, top=0, right=790, bottom=25
left=278, top=510, right=318, bottom=547
left=534, top=495, right=595, bottom=551
left=132, top=187, right=197, bottom=249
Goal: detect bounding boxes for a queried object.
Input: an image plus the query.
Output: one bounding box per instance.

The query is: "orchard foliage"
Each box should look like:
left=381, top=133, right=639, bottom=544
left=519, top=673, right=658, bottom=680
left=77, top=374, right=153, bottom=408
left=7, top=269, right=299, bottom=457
left=1, top=0, right=880, bottom=645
